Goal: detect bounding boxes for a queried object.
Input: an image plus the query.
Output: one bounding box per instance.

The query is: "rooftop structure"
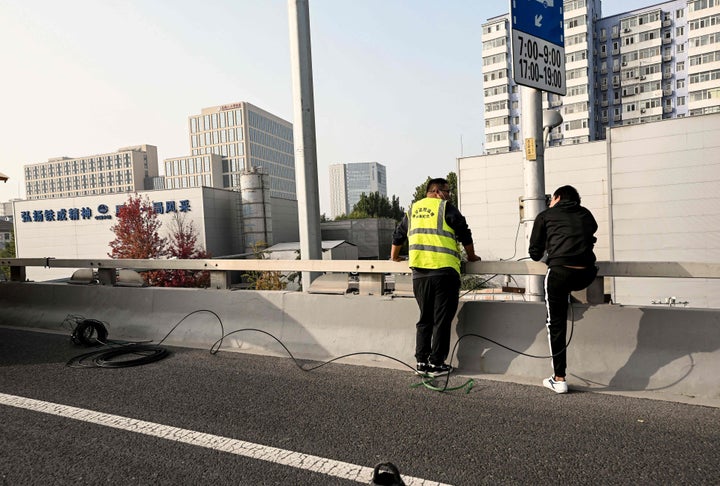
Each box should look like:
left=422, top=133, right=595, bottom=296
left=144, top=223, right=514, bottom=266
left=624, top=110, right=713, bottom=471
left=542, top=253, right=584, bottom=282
left=23, top=145, right=159, bottom=200
left=164, top=102, right=296, bottom=200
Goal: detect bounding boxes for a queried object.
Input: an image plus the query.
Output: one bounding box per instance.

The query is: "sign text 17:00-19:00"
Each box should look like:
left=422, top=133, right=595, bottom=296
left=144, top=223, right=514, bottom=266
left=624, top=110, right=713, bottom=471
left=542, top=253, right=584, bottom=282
left=512, top=32, right=566, bottom=95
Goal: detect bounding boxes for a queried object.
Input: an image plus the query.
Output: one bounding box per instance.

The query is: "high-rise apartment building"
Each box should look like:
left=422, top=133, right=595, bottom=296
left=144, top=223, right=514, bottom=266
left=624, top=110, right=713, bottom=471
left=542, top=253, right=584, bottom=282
left=23, top=145, right=159, bottom=200
left=329, top=162, right=387, bottom=219
left=164, top=102, right=295, bottom=200
left=481, top=0, right=720, bottom=153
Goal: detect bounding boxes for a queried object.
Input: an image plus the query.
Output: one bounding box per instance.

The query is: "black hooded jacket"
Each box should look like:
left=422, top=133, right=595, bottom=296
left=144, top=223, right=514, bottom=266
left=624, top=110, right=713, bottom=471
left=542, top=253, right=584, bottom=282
left=529, top=200, right=597, bottom=267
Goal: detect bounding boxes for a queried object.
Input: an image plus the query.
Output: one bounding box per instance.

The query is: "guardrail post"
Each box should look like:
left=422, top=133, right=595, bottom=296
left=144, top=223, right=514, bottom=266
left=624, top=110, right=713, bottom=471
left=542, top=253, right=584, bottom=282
left=10, top=266, right=26, bottom=282
left=358, top=273, right=385, bottom=296
left=97, top=268, right=117, bottom=286
left=210, top=271, right=230, bottom=290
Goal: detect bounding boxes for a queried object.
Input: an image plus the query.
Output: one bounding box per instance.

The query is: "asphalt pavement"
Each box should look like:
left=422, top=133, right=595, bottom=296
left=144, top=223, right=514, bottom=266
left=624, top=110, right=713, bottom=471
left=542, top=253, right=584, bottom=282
left=1, top=327, right=718, bottom=485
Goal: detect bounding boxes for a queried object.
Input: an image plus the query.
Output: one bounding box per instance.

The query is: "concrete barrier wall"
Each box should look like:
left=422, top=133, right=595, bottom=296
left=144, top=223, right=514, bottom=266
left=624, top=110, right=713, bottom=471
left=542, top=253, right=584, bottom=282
left=1, top=282, right=718, bottom=406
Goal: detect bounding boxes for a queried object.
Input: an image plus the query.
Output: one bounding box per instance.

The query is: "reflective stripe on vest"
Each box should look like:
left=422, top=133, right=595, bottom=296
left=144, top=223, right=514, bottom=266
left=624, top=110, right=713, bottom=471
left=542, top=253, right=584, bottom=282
left=408, top=198, right=460, bottom=274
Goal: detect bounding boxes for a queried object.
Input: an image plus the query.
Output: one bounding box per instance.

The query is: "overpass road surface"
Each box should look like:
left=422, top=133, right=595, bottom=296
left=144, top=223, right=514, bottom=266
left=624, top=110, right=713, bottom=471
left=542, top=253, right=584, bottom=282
left=1, top=327, right=718, bottom=485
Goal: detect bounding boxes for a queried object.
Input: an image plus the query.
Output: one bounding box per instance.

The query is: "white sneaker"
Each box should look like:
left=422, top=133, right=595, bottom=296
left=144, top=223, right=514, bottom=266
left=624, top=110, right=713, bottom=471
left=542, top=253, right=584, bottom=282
left=543, top=376, right=568, bottom=394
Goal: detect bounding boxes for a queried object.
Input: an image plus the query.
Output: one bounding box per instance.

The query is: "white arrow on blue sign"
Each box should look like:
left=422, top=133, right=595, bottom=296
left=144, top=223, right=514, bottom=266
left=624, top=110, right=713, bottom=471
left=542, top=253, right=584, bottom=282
left=511, top=0, right=564, bottom=47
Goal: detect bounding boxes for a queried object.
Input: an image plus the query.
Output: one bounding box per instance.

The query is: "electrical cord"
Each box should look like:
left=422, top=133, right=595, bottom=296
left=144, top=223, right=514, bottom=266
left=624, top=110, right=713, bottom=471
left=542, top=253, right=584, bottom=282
left=65, top=313, right=177, bottom=368
left=64, top=302, right=576, bottom=393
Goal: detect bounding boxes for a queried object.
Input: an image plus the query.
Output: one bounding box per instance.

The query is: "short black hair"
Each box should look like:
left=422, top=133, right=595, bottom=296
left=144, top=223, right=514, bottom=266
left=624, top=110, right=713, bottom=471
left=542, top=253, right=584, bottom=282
left=426, top=178, right=448, bottom=194
left=553, top=185, right=581, bottom=204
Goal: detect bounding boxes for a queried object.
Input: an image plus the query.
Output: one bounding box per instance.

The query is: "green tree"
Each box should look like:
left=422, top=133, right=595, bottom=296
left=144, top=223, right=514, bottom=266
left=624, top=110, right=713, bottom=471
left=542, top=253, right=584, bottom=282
left=390, top=195, right=405, bottom=221
left=339, top=192, right=404, bottom=221
left=411, top=172, right=458, bottom=207
left=353, top=191, right=392, bottom=218
left=242, top=241, right=287, bottom=291
left=0, top=230, right=16, bottom=279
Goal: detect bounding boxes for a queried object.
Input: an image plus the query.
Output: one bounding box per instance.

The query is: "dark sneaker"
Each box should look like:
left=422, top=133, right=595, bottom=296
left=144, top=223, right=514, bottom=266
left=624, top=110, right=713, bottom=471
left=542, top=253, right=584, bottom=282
left=416, top=362, right=430, bottom=374
left=427, top=363, right=452, bottom=377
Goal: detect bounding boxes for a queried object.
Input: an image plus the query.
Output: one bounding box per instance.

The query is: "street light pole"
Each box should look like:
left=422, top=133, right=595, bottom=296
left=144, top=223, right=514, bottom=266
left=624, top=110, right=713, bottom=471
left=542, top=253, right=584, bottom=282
left=521, top=86, right=546, bottom=302
left=288, top=0, right=322, bottom=290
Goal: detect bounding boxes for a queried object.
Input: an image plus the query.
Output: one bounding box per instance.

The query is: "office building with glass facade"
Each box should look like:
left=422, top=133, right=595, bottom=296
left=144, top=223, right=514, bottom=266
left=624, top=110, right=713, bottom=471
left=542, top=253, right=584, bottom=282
left=329, top=162, right=387, bottom=218
left=164, top=102, right=295, bottom=200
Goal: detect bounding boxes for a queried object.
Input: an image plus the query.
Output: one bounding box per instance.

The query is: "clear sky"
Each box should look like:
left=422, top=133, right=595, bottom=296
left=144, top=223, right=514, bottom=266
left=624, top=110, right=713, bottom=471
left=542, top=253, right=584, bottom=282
left=0, top=0, right=654, bottom=214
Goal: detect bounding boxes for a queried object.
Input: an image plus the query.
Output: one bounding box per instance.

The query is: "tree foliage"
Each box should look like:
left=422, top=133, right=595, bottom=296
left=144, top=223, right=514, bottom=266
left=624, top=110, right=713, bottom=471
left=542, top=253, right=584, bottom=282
left=411, top=172, right=458, bottom=207
left=0, top=230, right=15, bottom=279
left=109, top=194, right=210, bottom=288
left=160, top=213, right=211, bottom=288
left=242, top=241, right=287, bottom=290
left=336, top=192, right=405, bottom=222
left=109, top=194, right=166, bottom=259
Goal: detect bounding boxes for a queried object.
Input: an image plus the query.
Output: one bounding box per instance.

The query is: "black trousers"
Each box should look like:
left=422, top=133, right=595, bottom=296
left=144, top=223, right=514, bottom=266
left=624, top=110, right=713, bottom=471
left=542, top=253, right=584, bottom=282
left=544, top=265, right=598, bottom=378
left=412, top=274, right=461, bottom=365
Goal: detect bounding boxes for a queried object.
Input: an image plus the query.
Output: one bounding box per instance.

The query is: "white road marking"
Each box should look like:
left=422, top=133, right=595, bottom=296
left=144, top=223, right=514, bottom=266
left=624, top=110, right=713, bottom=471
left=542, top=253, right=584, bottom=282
left=0, top=392, right=452, bottom=486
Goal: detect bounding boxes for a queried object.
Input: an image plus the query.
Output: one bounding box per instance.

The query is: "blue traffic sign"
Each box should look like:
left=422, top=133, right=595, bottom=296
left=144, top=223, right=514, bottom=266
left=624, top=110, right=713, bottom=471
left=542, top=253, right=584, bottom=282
left=511, top=0, right=564, bottom=46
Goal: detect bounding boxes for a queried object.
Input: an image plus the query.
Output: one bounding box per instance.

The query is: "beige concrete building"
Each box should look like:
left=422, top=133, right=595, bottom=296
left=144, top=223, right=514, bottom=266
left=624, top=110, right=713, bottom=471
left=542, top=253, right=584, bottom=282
left=164, top=102, right=295, bottom=200
left=23, top=145, right=159, bottom=200
left=458, top=112, right=720, bottom=308
left=12, top=186, right=300, bottom=282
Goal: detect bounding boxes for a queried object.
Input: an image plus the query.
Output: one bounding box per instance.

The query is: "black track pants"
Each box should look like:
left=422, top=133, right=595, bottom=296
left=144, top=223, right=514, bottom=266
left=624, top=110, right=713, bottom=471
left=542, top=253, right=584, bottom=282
left=544, top=265, right=598, bottom=378
left=413, top=274, right=461, bottom=365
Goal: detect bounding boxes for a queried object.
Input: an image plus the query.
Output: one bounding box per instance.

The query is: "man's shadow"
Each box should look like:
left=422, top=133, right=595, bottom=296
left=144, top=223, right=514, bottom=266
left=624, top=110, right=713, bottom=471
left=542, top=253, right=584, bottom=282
left=604, top=307, right=720, bottom=392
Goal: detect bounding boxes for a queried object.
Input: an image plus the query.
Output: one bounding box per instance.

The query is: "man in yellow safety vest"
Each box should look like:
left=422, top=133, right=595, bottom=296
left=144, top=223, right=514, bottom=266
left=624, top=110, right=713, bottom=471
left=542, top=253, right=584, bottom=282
left=390, top=178, right=480, bottom=377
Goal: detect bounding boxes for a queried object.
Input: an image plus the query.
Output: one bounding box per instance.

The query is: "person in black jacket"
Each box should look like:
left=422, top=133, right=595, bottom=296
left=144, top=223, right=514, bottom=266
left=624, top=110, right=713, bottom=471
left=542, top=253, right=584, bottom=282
left=529, top=185, right=598, bottom=394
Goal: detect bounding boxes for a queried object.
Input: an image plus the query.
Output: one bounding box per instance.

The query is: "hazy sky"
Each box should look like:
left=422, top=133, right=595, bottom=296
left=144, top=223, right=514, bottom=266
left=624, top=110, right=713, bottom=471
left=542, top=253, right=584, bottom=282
left=0, top=0, right=653, bottom=213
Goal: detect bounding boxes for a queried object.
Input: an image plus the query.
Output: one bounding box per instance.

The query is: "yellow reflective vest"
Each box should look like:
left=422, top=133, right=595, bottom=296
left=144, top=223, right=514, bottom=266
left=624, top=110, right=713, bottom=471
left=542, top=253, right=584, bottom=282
left=408, top=198, right=461, bottom=275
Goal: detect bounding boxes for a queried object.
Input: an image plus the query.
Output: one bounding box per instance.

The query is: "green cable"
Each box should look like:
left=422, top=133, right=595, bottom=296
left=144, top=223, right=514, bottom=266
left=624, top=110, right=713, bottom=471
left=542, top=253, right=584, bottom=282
left=411, top=375, right=475, bottom=394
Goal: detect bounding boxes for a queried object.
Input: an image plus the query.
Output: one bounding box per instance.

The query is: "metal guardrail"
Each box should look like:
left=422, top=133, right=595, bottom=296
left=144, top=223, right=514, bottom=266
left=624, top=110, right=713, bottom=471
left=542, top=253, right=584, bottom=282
left=0, top=257, right=720, bottom=295
left=3, top=258, right=720, bottom=278
left=2, top=258, right=720, bottom=298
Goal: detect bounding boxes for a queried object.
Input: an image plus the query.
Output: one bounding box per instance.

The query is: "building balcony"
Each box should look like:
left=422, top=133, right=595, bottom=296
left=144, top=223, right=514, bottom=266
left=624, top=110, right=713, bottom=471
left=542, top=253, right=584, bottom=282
left=664, top=106, right=673, bottom=114
left=663, top=88, right=673, bottom=96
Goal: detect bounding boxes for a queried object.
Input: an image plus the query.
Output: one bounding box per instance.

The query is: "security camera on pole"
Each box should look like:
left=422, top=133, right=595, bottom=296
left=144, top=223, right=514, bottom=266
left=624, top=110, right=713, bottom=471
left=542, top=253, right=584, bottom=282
left=510, top=0, right=566, bottom=301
